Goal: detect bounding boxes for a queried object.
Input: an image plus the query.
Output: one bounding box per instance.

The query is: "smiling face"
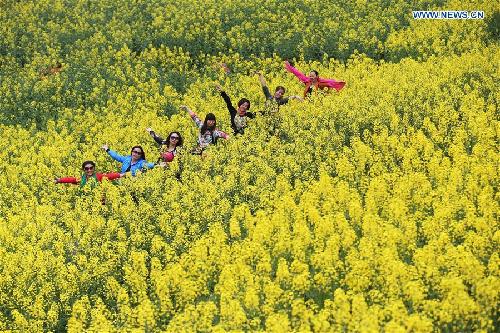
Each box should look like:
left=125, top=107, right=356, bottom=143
left=207, top=119, right=216, bottom=128
left=83, top=163, right=95, bottom=177
left=274, top=88, right=285, bottom=99
left=131, top=148, right=143, bottom=162
left=309, top=70, right=318, bottom=82
left=170, top=134, right=180, bottom=145
left=237, top=102, right=249, bottom=116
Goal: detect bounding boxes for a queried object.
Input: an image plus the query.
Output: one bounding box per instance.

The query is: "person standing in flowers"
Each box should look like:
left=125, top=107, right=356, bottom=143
left=101, top=144, right=155, bottom=175
left=146, top=128, right=183, bottom=165
left=181, top=105, right=229, bottom=155
left=40, top=62, right=63, bottom=80
left=284, top=60, right=345, bottom=98
left=215, top=84, right=255, bottom=135
left=255, top=71, right=303, bottom=114
left=53, top=160, right=122, bottom=187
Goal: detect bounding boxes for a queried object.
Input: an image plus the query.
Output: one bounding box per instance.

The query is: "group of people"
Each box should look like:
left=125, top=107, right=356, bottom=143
left=54, top=61, right=345, bottom=187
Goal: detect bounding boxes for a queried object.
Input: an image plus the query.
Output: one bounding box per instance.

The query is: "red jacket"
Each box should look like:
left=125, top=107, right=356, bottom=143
left=57, top=172, right=122, bottom=184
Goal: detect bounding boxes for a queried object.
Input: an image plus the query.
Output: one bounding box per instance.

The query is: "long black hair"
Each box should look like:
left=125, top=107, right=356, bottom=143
left=201, top=113, right=216, bottom=134
left=130, top=145, right=146, bottom=160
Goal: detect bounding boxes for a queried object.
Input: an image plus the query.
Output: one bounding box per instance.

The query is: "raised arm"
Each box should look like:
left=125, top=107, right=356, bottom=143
left=102, top=144, right=127, bottom=163
left=318, top=77, right=346, bottom=91
left=215, top=84, right=236, bottom=116
left=181, top=105, right=202, bottom=129
left=256, top=72, right=267, bottom=87
left=146, top=128, right=165, bottom=145
left=284, top=61, right=309, bottom=84
left=256, top=72, right=272, bottom=99
left=221, top=91, right=235, bottom=116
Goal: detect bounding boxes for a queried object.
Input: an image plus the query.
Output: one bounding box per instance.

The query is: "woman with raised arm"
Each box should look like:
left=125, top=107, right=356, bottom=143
left=256, top=71, right=302, bottom=114
left=53, top=160, right=122, bottom=188
left=215, top=84, right=255, bottom=135
left=284, top=60, right=345, bottom=98
left=181, top=105, right=229, bottom=155
left=101, top=144, right=155, bottom=176
left=146, top=128, right=183, bottom=164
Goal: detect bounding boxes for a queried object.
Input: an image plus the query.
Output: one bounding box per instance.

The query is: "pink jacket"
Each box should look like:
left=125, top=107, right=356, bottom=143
left=284, top=61, right=345, bottom=98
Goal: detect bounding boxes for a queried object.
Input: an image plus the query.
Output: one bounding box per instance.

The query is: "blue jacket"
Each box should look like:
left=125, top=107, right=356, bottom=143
left=107, top=149, right=155, bottom=176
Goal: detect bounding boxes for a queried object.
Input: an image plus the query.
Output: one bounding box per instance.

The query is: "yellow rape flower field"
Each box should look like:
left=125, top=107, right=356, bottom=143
left=0, top=0, right=498, bottom=331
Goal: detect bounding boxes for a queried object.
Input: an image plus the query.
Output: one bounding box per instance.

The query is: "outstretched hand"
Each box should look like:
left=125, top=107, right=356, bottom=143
left=290, top=95, right=304, bottom=101
left=101, top=144, right=109, bottom=151
left=214, top=84, right=223, bottom=92
left=256, top=71, right=266, bottom=86
left=180, top=105, right=194, bottom=115
left=146, top=127, right=153, bottom=134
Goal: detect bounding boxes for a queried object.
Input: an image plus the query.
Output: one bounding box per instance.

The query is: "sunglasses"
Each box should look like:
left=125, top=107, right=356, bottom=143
left=132, top=150, right=143, bottom=154
left=84, top=166, right=94, bottom=171
left=170, top=136, right=180, bottom=140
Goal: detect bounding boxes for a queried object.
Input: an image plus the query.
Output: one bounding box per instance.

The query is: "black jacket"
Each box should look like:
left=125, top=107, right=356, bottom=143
left=220, top=91, right=255, bottom=135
